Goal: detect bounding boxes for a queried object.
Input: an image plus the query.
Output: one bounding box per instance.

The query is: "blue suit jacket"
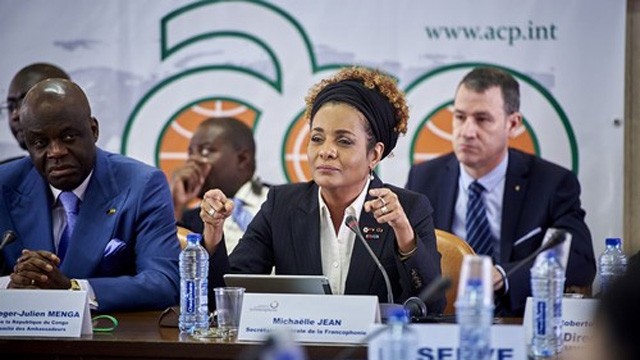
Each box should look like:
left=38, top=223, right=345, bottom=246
left=406, top=149, right=596, bottom=315
left=0, top=149, right=180, bottom=312
left=209, top=176, right=445, bottom=314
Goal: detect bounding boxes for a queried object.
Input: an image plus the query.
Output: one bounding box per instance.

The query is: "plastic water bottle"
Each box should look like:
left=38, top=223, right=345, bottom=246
left=530, top=249, right=565, bottom=357
left=378, top=308, right=418, bottom=360
left=599, top=237, right=627, bottom=293
left=456, top=278, right=493, bottom=360
left=179, top=233, right=209, bottom=333
left=261, top=328, right=308, bottom=360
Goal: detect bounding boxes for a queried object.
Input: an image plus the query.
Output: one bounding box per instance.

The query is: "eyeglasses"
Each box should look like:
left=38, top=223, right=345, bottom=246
left=0, top=93, right=27, bottom=116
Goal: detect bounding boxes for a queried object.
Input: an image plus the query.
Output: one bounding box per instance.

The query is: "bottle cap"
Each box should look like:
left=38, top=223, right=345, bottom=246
left=388, top=307, right=409, bottom=323
left=605, top=237, right=622, bottom=247
left=186, top=233, right=202, bottom=244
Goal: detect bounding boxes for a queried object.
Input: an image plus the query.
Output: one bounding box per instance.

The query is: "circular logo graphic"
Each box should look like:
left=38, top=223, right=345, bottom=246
left=156, top=99, right=258, bottom=179
left=281, top=110, right=311, bottom=183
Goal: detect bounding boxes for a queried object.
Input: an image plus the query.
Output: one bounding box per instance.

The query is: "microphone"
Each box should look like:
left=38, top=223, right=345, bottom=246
left=503, top=228, right=568, bottom=280
left=345, top=215, right=394, bottom=304
left=0, top=230, right=17, bottom=275
left=0, top=230, right=17, bottom=251
left=403, top=276, right=452, bottom=319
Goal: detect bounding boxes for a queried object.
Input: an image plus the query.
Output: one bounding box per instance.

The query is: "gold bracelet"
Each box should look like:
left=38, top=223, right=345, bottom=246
left=397, top=245, right=418, bottom=259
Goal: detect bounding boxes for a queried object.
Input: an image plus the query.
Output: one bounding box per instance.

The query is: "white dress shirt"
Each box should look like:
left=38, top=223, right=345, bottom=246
left=318, top=178, right=370, bottom=295
left=452, top=155, right=509, bottom=291
left=225, top=176, right=269, bottom=253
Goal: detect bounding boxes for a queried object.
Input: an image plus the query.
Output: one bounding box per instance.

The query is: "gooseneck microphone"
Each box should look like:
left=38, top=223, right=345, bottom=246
left=0, top=230, right=17, bottom=275
left=503, top=228, right=568, bottom=280
left=0, top=230, right=17, bottom=251
left=345, top=215, right=394, bottom=304
left=333, top=274, right=452, bottom=360
left=403, top=276, right=452, bottom=319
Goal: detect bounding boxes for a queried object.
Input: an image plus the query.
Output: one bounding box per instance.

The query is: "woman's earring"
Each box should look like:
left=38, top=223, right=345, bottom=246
left=369, top=169, right=375, bottom=181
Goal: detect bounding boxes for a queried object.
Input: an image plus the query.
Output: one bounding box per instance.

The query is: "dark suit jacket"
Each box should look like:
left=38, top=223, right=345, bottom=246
left=209, top=176, right=445, bottom=314
left=0, top=149, right=180, bottom=311
left=406, top=148, right=596, bottom=315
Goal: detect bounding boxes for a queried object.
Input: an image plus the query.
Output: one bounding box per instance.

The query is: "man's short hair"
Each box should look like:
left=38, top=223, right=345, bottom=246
left=200, top=116, right=255, bottom=158
left=458, top=67, right=520, bottom=115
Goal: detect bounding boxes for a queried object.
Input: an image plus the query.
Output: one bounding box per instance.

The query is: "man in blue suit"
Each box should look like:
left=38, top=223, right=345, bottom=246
left=406, top=67, right=595, bottom=316
left=0, top=78, right=180, bottom=312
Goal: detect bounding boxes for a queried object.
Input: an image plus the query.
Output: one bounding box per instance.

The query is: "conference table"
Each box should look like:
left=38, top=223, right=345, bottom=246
left=0, top=310, right=368, bottom=360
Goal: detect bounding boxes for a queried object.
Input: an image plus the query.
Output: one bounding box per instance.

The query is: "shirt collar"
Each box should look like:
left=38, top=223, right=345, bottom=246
left=459, top=152, right=508, bottom=193
left=318, top=177, right=371, bottom=220
left=233, top=174, right=262, bottom=207
left=50, top=170, right=94, bottom=204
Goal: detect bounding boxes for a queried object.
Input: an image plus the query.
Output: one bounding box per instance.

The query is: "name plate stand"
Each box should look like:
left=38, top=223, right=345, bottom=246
left=238, top=293, right=378, bottom=343
left=0, top=289, right=92, bottom=337
left=368, top=324, right=526, bottom=360
left=523, top=297, right=597, bottom=349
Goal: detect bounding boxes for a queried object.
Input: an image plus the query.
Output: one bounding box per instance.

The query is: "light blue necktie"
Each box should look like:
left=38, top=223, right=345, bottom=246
left=232, top=197, right=253, bottom=232
left=466, top=181, right=494, bottom=257
left=58, top=191, right=80, bottom=262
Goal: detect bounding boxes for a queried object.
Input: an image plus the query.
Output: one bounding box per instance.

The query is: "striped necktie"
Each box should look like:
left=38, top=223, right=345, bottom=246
left=232, top=197, right=253, bottom=232
left=466, top=181, right=494, bottom=257
left=58, top=191, right=80, bottom=262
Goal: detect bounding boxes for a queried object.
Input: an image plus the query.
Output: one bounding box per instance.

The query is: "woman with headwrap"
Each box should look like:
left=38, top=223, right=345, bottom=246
left=202, top=67, right=444, bottom=313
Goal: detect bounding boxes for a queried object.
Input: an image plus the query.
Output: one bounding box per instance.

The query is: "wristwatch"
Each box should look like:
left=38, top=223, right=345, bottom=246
left=69, top=279, right=81, bottom=291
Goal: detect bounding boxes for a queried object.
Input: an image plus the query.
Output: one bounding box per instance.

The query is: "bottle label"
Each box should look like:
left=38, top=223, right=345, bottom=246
left=185, top=280, right=195, bottom=314
left=535, top=301, right=546, bottom=335
left=200, top=279, right=208, bottom=312
left=554, top=298, right=562, bottom=318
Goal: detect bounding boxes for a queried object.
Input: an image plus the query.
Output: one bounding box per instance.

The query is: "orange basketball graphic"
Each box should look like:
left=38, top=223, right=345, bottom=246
left=411, top=102, right=538, bottom=164
left=282, top=112, right=311, bottom=183
left=156, top=99, right=258, bottom=180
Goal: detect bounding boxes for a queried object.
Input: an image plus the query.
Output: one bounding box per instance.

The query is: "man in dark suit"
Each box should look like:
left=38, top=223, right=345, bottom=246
left=406, top=67, right=595, bottom=315
left=0, top=78, right=180, bottom=312
left=2, top=63, right=70, bottom=164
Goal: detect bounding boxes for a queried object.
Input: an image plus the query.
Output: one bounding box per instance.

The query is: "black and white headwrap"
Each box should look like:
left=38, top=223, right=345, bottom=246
left=309, top=79, right=398, bottom=160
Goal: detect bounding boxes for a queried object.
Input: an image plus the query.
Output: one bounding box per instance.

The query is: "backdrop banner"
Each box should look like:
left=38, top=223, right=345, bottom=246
left=0, top=0, right=625, bottom=261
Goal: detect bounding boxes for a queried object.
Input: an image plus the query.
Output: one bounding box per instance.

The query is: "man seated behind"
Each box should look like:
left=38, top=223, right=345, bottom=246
left=0, top=78, right=180, bottom=312
left=406, top=67, right=595, bottom=316
left=171, top=117, right=269, bottom=253
left=2, top=63, right=70, bottom=164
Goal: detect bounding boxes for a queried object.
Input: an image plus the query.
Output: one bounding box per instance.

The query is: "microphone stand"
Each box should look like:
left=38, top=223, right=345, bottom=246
left=345, top=216, right=394, bottom=304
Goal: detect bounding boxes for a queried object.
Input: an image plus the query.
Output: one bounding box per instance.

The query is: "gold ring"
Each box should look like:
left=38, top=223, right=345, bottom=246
left=378, top=197, right=386, bottom=207
left=207, top=207, right=216, bottom=216
left=381, top=205, right=389, bottom=214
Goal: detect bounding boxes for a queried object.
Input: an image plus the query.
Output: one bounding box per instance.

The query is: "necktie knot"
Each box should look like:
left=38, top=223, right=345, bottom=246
left=59, top=191, right=80, bottom=215
left=469, top=181, right=485, bottom=196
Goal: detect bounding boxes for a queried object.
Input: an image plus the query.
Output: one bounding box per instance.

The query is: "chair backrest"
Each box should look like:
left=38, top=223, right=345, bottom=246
left=435, top=229, right=476, bottom=315
left=177, top=225, right=190, bottom=250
